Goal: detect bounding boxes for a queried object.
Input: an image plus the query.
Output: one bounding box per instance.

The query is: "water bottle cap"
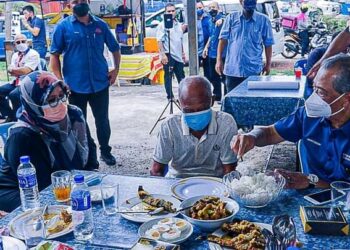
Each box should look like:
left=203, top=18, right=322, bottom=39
left=74, top=174, right=84, bottom=183
left=20, top=156, right=30, bottom=164
left=287, top=247, right=300, bottom=250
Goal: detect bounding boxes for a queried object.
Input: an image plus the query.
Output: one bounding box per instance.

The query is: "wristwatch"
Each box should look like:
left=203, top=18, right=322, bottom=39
left=307, top=174, right=319, bottom=189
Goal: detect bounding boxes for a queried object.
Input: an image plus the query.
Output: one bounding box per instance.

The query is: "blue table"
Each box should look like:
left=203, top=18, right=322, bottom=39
left=1, top=173, right=350, bottom=249
left=222, top=76, right=306, bottom=127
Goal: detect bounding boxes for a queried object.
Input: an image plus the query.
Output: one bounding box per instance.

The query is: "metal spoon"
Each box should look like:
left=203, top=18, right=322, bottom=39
left=272, top=215, right=297, bottom=249
left=33, top=205, right=48, bottom=231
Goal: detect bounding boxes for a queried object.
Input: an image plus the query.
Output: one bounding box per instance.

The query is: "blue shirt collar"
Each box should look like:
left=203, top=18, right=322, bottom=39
left=239, top=10, right=257, bottom=22
left=321, top=117, right=350, bottom=137
left=71, top=14, right=97, bottom=23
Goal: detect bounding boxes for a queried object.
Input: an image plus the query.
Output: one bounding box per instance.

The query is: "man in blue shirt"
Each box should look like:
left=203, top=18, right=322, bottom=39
left=50, top=0, right=121, bottom=168
left=203, top=1, right=226, bottom=102
left=196, top=1, right=211, bottom=80
left=22, top=5, right=47, bottom=59
left=231, top=54, right=350, bottom=189
left=216, top=0, right=274, bottom=93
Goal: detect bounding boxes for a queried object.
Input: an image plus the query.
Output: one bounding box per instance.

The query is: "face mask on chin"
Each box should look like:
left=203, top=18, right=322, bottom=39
left=243, top=0, right=257, bottom=14
left=42, top=102, right=68, bottom=122
left=16, top=43, right=28, bottom=53
left=183, top=109, right=212, bottom=131
left=305, top=91, right=345, bottom=118
left=73, top=3, right=90, bottom=17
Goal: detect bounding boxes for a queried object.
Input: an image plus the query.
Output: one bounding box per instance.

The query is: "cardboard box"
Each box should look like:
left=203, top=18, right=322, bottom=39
left=300, top=206, right=349, bottom=236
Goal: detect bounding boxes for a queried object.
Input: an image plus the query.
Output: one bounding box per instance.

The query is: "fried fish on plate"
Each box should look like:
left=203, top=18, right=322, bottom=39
left=138, top=186, right=176, bottom=213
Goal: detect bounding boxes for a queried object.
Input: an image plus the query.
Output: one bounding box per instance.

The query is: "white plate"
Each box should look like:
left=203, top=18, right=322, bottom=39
left=9, top=205, right=73, bottom=240
left=171, top=177, right=229, bottom=200
left=138, top=217, right=193, bottom=244
left=208, top=222, right=272, bottom=250
left=120, top=194, right=181, bottom=223
left=2, top=236, right=26, bottom=250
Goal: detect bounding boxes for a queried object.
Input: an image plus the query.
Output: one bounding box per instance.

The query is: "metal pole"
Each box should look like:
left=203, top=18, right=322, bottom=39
left=184, top=0, right=198, bottom=75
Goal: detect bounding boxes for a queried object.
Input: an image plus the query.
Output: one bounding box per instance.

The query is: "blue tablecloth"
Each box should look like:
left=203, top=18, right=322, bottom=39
left=222, top=76, right=306, bottom=127
left=1, top=173, right=350, bottom=249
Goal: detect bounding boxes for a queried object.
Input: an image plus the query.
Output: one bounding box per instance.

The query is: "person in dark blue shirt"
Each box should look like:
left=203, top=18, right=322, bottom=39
left=196, top=1, right=211, bottom=80
left=202, top=1, right=226, bottom=102
left=50, top=0, right=121, bottom=168
left=22, top=5, right=47, bottom=59
left=231, top=54, right=350, bottom=189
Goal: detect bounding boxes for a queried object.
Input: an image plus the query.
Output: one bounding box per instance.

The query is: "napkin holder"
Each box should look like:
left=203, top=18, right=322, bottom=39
left=300, top=206, right=349, bottom=236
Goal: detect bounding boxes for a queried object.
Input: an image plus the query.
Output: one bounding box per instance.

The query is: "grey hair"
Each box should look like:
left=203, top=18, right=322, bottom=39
left=320, top=54, right=350, bottom=94
left=178, top=75, right=212, bottom=100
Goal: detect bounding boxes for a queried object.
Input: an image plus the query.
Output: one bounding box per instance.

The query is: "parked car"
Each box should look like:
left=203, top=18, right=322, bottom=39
left=145, top=0, right=284, bottom=60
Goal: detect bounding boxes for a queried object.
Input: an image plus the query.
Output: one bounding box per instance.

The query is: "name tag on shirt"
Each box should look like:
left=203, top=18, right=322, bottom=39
left=343, top=153, right=350, bottom=162
left=306, top=138, right=321, bottom=146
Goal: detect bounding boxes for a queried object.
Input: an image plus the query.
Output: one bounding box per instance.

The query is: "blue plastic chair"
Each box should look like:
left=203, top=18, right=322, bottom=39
left=294, top=59, right=308, bottom=76
left=0, top=122, right=16, bottom=164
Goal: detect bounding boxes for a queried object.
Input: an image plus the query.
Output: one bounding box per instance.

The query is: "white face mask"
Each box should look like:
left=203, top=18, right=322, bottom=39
left=16, top=43, right=28, bottom=53
left=305, top=91, right=345, bottom=118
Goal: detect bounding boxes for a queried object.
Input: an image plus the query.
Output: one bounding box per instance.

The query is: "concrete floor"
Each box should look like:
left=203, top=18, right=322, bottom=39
left=88, top=83, right=297, bottom=176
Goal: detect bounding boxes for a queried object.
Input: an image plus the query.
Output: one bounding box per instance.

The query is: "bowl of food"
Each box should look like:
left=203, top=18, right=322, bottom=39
left=179, top=196, right=239, bottom=232
left=223, top=171, right=286, bottom=208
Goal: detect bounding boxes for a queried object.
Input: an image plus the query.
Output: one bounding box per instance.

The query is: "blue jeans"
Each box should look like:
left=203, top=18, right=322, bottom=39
left=33, top=45, right=47, bottom=59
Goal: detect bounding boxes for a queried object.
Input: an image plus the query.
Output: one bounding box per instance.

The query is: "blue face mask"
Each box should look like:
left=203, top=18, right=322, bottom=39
left=243, top=0, right=257, bottom=11
left=197, top=9, right=204, bottom=16
left=183, top=109, right=212, bottom=131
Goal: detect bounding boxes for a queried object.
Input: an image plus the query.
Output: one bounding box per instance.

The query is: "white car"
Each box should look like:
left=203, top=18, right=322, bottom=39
left=145, top=0, right=284, bottom=60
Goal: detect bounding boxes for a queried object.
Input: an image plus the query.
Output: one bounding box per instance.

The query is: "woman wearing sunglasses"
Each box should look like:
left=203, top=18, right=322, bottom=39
left=0, top=71, right=89, bottom=212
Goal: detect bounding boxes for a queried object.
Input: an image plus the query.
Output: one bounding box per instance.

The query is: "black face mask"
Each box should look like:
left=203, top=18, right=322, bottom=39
left=73, top=3, right=90, bottom=17
left=27, top=17, right=32, bottom=22
left=209, top=9, right=218, bottom=17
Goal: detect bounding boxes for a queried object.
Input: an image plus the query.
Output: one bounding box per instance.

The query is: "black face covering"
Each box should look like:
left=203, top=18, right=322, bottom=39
left=73, top=3, right=90, bottom=17
left=209, top=9, right=218, bottom=17
left=27, top=17, right=32, bottom=22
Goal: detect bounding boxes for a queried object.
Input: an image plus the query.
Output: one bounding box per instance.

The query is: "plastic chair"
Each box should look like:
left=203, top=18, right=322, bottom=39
left=294, top=59, right=308, bottom=76
left=0, top=122, right=16, bottom=165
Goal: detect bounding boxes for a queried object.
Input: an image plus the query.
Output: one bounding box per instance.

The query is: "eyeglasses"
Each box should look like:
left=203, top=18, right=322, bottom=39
left=46, top=94, right=67, bottom=108
left=15, top=40, right=26, bottom=45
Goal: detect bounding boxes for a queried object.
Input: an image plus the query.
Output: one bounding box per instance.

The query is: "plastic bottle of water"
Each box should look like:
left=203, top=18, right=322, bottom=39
left=17, top=156, right=40, bottom=211
left=71, top=175, right=94, bottom=241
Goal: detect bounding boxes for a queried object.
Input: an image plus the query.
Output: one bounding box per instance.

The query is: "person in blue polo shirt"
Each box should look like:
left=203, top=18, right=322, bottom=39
left=22, top=5, right=47, bottom=59
left=215, top=0, right=274, bottom=93
left=231, top=54, right=350, bottom=189
left=50, top=0, right=121, bottom=168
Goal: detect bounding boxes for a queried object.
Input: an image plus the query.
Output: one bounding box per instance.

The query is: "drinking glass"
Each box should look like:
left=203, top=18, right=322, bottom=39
left=295, top=68, right=302, bottom=79
left=100, top=176, right=119, bottom=215
left=51, top=170, right=71, bottom=202
left=23, top=217, right=45, bottom=247
left=331, top=181, right=350, bottom=211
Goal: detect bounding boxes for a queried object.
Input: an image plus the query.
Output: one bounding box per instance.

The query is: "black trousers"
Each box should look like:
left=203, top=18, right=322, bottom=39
left=69, top=87, right=111, bottom=169
left=208, top=57, right=226, bottom=101
left=0, top=83, right=21, bottom=120
left=225, top=76, right=247, bottom=93
left=299, top=30, right=309, bottom=57
left=199, top=56, right=210, bottom=80
left=163, top=54, right=185, bottom=99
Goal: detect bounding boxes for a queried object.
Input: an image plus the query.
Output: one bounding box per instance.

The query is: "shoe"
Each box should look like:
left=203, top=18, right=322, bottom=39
left=100, top=152, right=116, bottom=166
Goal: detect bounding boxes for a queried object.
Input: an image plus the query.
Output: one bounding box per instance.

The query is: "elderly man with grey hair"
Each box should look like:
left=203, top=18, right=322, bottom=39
left=151, top=76, right=238, bottom=178
left=232, top=54, right=350, bottom=189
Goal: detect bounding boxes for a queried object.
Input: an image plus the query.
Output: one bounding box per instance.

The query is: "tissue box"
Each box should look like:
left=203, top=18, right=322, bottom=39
left=300, top=206, right=349, bottom=236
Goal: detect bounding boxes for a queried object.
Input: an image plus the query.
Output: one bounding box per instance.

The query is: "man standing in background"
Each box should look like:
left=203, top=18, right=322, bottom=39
left=50, top=0, right=121, bottom=168
left=203, top=1, right=226, bottom=103
left=196, top=1, right=211, bottom=80
left=22, top=5, right=47, bottom=59
left=216, top=0, right=274, bottom=93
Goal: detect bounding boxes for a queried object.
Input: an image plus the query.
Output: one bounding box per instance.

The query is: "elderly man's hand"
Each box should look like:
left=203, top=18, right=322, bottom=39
left=231, top=134, right=256, bottom=158
left=108, top=68, right=119, bottom=85
left=274, top=169, right=309, bottom=189
left=307, top=60, right=321, bottom=79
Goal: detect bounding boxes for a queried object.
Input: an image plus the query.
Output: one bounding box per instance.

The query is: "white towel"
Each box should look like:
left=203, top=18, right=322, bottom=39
left=247, top=80, right=300, bottom=90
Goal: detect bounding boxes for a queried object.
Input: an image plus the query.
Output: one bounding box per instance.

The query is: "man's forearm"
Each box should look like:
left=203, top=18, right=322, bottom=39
left=248, top=126, right=284, bottom=147
left=10, top=67, right=32, bottom=76
left=265, top=46, right=272, bottom=66
left=150, top=161, right=166, bottom=176
left=217, top=39, right=227, bottom=61
left=50, top=54, right=63, bottom=80
left=320, top=29, right=350, bottom=61
left=158, top=41, right=165, bottom=56
left=112, top=50, right=121, bottom=70
left=24, top=25, right=39, bottom=37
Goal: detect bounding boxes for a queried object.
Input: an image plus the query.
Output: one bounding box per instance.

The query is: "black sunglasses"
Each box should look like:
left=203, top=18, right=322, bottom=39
left=15, top=40, right=26, bottom=45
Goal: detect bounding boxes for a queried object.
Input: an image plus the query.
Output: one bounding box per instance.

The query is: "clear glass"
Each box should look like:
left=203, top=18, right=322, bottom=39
left=100, top=176, right=119, bottom=215
left=331, top=181, right=350, bottom=211
left=51, top=170, right=71, bottom=202
left=23, top=217, right=45, bottom=247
